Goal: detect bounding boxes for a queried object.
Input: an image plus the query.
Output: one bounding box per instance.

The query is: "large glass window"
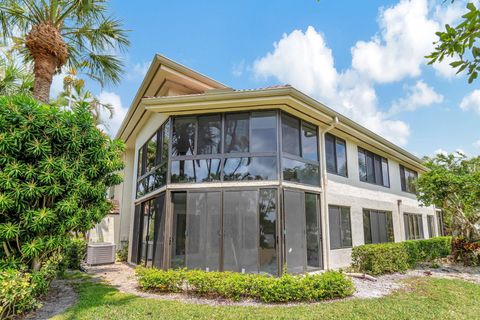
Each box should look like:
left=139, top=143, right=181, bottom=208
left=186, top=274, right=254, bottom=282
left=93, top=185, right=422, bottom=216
left=363, top=209, right=394, bottom=244
left=171, top=159, right=221, bottom=183
left=136, top=121, right=169, bottom=198
left=282, top=158, right=320, bottom=186
left=171, top=192, right=187, bottom=268
left=225, top=113, right=249, bottom=153
left=281, top=113, right=320, bottom=187
left=325, top=133, right=347, bottom=177
left=251, top=111, right=277, bottom=153
left=258, top=189, right=278, bottom=275
left=328, top=206, right=352, bottom=249
left=281, top=113, right=300, bottom=156
left=197, top=115, right=221, bottom=154
left=404, top=213, right=424, bottom=240
left=224, top=157, right=277, bottom=181
left=427, top=215, right=435, bottom=238
left=358, top=147, right=389, bottom=187
left=172, top=117, right=195, bottom=156
left=400, top=165, right=418, bottom=194
left=305, top=193, right=321, bottom=269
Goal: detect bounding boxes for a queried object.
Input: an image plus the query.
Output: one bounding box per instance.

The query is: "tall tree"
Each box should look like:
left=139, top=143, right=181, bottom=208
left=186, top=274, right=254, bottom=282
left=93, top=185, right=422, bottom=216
left=416, top=152, right=480, bottom=241
left=427, top=2, right=480, bottom=83
left=0, top=0, right=129, bottom=103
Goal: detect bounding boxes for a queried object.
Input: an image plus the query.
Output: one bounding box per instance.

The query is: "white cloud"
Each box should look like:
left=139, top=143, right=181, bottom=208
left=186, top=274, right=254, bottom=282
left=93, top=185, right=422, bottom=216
left=351, top=0, right=438, bottom=83
left=389, top=80, right=443, bottom=115
left=253, top=26, right=410, bottom=146
left=460, top=89, right=480, bottom=115
left=232, top=60, right=246, bottom=77
left=50, top=72, right=66, bottom=99
left=97, top=91, right=128, bottom=137
left=434, top=148, right=448, bottom=156
left=126, top=61, right=150, bottom=81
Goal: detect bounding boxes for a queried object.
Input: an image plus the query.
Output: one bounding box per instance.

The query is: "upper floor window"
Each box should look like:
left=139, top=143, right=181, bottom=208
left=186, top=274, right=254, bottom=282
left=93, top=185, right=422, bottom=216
left=363, top=209, right=394, bottom=244
left=281, top=113, right=320, bottom=186
left=136, top=120, right=170, bottom=198
left=400, top=165, right=418, bottom=194
left=325, top=133, right=347, bottom=177
left=358, top=147, right=389, bottom=187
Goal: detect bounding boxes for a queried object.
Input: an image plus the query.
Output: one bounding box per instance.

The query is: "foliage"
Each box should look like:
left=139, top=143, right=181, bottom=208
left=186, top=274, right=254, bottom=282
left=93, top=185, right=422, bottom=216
left=116, top=241, right=128, bottom=262
left=61, top=238, right=87, bottom=270
left=0, top=253, right=61, bottom=319
left=0, top=95, right=124, bottom=270
left=54, top=276, right=480, bottom=320
left=0, top=0, right=129, bottom=101
left=136, top=267, right=354, bottom=303
left=351, top=236, right=452, bottom=275
left=427, top=2, right=480, bottom=83
left=52, top=68, right=114, bottom=126
left=417, top=152, right=480, bottom=241
left=452, top=237, right=480, bottom=266
left=0, top=52, right=33, bottom=96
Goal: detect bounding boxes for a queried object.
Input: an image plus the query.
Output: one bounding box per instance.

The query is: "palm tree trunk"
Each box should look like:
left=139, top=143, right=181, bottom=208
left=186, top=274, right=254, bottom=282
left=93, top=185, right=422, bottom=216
left=32, top=54, right=57, bottom=103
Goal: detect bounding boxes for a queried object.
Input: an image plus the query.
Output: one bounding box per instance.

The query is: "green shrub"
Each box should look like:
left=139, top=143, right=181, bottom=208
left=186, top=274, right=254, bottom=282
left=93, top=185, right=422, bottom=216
left=352, top=236, right=452, bottom=275
left=0, top=269, right=40, bottom=319
left=63, top=238, right=87, bottom=270
left=136, top=267, right=354, bottom=303
left=116, top=242, right=129, bottom=262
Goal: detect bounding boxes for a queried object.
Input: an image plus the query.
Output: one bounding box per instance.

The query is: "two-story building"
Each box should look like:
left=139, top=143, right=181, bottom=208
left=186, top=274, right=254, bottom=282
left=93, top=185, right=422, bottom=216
left=110, top=54, right=443, bottom=275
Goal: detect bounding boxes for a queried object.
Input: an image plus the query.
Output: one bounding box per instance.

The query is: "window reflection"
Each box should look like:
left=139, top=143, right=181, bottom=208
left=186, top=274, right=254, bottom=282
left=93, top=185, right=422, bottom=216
left=251, top=111, right=277, bottom=152
left=282, top=158, right=320, bottom=186
left=171, top=159, right=221, bottom=183
left=223, top=157, right=277, bottom=181
left=224, top=113, right=249, bottom=153
left=197, top=115, right=221, bottom=154
left=172, top=117, right=195, bottom=156
left=301, top=122, right=318, bottom=161
left=281, top=113, right=300, bottom=156
left=259, top=189, right=277, bottom=275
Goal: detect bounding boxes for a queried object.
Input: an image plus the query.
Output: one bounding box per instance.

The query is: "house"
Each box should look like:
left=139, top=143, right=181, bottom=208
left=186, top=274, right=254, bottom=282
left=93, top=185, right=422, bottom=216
left=110, top=54, right=444, bottom=275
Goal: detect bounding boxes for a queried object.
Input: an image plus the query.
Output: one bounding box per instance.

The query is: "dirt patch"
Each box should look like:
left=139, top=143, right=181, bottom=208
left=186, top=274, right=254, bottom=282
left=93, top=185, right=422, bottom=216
left=23, top=279, right=78, bottom=320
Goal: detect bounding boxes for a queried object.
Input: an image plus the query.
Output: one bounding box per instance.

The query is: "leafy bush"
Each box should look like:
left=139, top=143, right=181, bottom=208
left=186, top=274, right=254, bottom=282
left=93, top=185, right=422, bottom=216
left=452, top=238, right=480, bottom=266
left=63, top=238, right=87, bottom=270
left=0, top=269, right=39, bottom=319
left=136, top=267, right=354, bottom=303
left=116, top=242, right=128, bottom=262
left=0, top=95, right=124, bottom=270
left=352, top=236, right=452, bottom=275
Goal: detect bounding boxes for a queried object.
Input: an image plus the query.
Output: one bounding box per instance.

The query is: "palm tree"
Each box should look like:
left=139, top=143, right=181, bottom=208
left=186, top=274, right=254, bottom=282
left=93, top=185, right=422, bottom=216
left=0, top=0, right=129, bottom=103
left=0, top=51, right=34, bottom=95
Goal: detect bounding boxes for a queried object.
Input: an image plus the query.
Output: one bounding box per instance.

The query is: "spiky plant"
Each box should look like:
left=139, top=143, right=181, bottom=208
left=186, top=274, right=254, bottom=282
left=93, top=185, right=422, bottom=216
left=0, top=0, right=129, bottom=103
left=0, top=95, right=124, bottom=270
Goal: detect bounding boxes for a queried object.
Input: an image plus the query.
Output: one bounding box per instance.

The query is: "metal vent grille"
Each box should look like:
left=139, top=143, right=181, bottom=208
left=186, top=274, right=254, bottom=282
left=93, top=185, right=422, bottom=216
left=86, top=243, right=116, bottom=265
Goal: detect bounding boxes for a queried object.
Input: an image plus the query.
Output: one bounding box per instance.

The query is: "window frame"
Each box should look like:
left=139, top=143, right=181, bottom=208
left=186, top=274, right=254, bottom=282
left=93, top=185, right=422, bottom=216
left=404, top=212, right=424, bottom=240
left=400, top=164, right=418, bottom=194
left=362, top=209, right=394, bottom=244
left=325, top=133, right=348, bottom=177
left=328, top=205, right=352, bottom=250
left=357, top=147, right=390, bottom=188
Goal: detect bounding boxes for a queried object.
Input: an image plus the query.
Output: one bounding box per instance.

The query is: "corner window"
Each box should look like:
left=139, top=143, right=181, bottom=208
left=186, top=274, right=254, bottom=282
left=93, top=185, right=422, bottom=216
left=358, top=147, right=389, bottom=187
left=281, top=112, right=320, bottom=187
left=325, top=133, right=347, bottom=177
left=136, top=120, right=169, bottom=198
left=404, top=213, right=424, bottom=240
left=224, top=113, right=249, bottom=153
left=363, top=209, right=394, bottom=244
left=251, top=111, right=277, bottom=153
left=400, top=165, right=418, bottom=194
left=328, top=205, right=352, bottom=249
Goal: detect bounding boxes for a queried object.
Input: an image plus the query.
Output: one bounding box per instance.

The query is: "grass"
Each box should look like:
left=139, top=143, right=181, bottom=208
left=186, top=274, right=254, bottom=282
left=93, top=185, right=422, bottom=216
left=53, top=276, right=480, bottom=320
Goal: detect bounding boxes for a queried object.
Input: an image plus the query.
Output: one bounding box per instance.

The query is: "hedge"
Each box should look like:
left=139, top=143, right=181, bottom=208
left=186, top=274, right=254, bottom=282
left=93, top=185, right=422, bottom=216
left=351, top=236, right=452, bottom=275
left=136, top=268, right=354, bottom=303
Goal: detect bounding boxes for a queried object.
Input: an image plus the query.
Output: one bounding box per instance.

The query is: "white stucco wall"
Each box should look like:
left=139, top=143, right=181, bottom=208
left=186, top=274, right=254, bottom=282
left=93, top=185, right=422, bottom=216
left=326, top=135, right=437, bottom=269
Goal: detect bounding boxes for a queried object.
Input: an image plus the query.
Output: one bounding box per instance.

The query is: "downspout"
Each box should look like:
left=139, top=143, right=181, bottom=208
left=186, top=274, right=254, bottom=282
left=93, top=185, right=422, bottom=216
left=321, top=116, right=338, bottom=270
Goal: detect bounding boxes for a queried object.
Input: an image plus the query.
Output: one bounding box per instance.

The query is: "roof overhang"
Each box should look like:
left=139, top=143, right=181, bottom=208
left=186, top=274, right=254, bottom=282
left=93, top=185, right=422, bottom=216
left=142, top=87, right=427, bottom=172
left=115, top=54, right=227, bottom=144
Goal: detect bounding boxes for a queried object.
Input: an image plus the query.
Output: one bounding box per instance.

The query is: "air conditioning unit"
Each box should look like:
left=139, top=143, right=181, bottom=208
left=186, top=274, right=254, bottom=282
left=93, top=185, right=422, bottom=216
left=86, top=242, right=116, bottom=266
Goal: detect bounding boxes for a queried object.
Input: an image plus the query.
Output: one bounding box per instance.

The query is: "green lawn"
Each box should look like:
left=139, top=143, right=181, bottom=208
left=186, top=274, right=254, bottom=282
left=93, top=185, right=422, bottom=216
left=53, top=276, right=480, bottom=320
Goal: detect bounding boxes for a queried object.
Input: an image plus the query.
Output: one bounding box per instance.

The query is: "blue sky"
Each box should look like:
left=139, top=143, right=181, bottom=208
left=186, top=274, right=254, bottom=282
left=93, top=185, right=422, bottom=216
left=64, top=0, right=480, bottom=158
